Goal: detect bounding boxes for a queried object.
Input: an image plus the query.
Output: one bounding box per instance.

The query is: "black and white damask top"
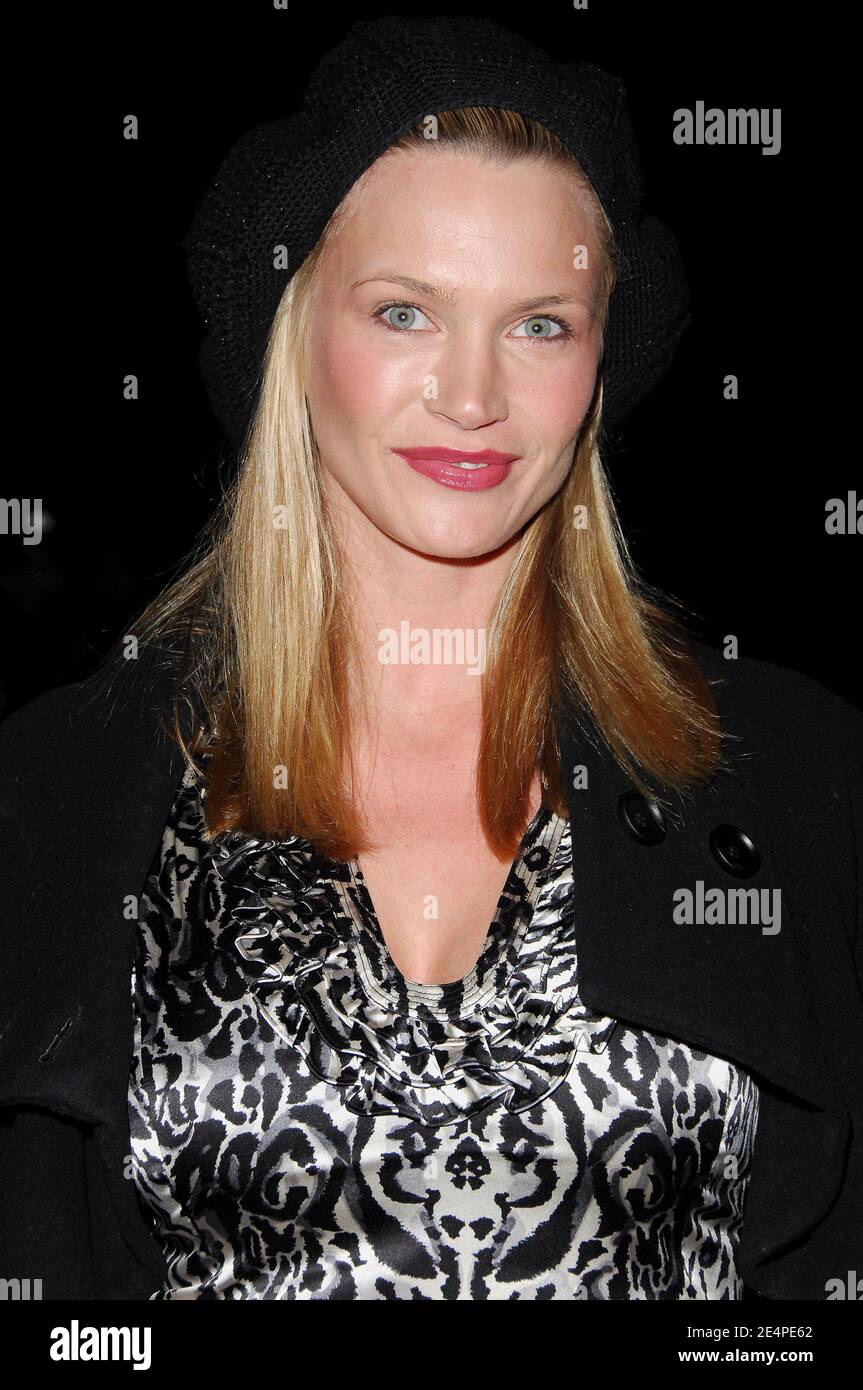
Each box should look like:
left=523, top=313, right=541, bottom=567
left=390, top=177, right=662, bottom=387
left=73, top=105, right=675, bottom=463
left=127, top=764, right=760, bottom=1300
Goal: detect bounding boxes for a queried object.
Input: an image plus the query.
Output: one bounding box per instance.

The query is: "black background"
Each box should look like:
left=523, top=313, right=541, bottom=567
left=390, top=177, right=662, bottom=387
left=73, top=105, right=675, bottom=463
left=2, top=1, right=857, bottom=719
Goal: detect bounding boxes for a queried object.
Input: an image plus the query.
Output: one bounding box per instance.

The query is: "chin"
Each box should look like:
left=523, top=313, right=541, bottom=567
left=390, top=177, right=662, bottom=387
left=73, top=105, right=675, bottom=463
left=401, top=525, right=511, bottom=561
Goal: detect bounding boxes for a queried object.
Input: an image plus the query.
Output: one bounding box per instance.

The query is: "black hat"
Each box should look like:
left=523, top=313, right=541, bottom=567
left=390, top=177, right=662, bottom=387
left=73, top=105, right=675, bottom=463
left=183, top=14, right=691, bottom=451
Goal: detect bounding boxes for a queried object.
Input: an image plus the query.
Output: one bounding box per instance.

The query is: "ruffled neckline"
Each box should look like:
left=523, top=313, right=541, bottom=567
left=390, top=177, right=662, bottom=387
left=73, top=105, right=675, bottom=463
left=181, top=769, right=617, bottom=1126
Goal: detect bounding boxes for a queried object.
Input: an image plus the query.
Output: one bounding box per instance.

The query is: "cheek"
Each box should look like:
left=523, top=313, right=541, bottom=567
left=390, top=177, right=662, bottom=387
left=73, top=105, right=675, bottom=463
left=313, top=330, right=412, bottom=424
left=523, top=350, right=598, bottom=438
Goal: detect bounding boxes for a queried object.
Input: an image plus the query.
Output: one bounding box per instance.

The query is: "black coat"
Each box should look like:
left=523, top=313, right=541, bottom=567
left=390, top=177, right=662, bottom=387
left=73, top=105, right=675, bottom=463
left=1, top=638, right=861, bottom=1300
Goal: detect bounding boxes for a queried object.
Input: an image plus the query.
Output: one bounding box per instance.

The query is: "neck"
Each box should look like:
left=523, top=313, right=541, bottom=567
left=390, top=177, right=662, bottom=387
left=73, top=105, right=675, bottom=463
left=327, top=480, right=522, bottom=731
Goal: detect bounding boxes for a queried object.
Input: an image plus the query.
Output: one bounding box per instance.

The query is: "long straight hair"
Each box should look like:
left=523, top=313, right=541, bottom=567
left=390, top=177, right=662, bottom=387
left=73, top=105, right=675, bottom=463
left=113, top=106, right=725, bottom=863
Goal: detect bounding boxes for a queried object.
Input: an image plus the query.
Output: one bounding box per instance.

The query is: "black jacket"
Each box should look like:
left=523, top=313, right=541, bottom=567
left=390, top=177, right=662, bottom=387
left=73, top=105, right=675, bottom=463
left=1, top=638, right=861, bottom=1300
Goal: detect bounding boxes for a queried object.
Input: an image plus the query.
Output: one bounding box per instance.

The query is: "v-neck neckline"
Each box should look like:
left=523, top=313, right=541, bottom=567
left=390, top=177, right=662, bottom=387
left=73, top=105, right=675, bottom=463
left=337, top=803, right=568, bottom=1017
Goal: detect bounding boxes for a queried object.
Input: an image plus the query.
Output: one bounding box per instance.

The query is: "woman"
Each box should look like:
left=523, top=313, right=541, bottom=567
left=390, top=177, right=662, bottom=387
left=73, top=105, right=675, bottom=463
left=1, top=15, right=861, bottom=1302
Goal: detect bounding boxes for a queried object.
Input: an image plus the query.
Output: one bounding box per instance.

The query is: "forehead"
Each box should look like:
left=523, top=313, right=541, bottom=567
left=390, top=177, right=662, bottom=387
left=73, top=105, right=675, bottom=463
left=325, top=146, right=601, bottom=282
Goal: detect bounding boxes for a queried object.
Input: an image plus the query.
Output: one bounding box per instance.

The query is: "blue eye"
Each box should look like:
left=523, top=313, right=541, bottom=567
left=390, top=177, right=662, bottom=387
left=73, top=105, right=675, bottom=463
left=377, top=303, right=434, bottom=332
left=511, top=315, right=569, bottom=340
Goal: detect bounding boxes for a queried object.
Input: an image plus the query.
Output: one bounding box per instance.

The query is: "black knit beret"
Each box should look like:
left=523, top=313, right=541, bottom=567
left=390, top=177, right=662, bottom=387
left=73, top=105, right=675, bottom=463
left=182, top=14, right=691, bottom=451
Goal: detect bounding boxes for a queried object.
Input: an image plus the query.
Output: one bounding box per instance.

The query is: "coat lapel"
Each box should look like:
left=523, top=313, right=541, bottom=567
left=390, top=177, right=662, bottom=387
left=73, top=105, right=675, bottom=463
left=557, top=700, right=839, bottom=1107
left=556, top=658, right=850, bottom=1274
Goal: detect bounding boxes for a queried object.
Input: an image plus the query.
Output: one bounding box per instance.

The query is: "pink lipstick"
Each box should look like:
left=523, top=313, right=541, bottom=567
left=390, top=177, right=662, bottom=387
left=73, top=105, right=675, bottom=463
left=391, top=446, right=519, bottom=492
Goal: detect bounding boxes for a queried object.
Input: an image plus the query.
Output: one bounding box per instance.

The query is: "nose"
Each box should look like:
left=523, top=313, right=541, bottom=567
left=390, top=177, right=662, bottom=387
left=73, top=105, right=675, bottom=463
left=424, top=328, right=509, bottom=431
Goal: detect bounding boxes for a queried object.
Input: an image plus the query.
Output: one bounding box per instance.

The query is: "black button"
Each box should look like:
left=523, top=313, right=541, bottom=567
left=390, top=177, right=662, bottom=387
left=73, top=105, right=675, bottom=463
left=709, top=824, right=761, bottom=878
left=618, top=791, right=667, bottom=845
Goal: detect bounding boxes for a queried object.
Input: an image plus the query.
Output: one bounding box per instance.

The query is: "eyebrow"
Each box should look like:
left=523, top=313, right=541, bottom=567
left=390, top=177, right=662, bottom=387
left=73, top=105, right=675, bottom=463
left=350, top=273, right=596, bottom=318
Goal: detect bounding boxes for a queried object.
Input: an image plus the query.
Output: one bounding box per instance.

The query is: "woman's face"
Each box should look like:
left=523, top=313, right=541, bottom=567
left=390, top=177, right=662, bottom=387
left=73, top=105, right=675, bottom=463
left=305, top=146, right=604, bottom=560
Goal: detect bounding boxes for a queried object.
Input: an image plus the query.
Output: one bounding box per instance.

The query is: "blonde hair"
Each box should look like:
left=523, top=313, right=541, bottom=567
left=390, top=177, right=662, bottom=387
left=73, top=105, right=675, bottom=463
left=108, top=106, right=725, bottom=862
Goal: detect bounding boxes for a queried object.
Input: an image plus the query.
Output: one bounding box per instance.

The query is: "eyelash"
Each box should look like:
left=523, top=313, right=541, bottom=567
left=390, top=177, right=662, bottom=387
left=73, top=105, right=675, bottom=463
left=371, top=300, right=575, bottom=344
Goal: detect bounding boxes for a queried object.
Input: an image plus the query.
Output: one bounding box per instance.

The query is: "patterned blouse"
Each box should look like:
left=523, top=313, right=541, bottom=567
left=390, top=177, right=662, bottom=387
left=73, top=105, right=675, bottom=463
left=127, top=764, right=760, bottom=1300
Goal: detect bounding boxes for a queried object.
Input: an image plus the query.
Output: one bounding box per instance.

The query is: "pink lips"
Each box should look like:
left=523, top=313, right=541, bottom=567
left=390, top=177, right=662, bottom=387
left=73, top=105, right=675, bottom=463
left=391, top=446, right=519, bottom=492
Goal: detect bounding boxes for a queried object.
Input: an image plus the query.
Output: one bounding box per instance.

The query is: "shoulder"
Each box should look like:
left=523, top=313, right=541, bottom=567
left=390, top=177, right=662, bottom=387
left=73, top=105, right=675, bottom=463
left=689, top=641, right=863, bottom=987
left=0, top=640, right=180, bottom=753
left=1, top=677, right=95, bottom=758
left=0, top=641, right=182, bottom=842
left=690, top=638, right=863, bottom=771
left=0, top=680, right=90, bottom=823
